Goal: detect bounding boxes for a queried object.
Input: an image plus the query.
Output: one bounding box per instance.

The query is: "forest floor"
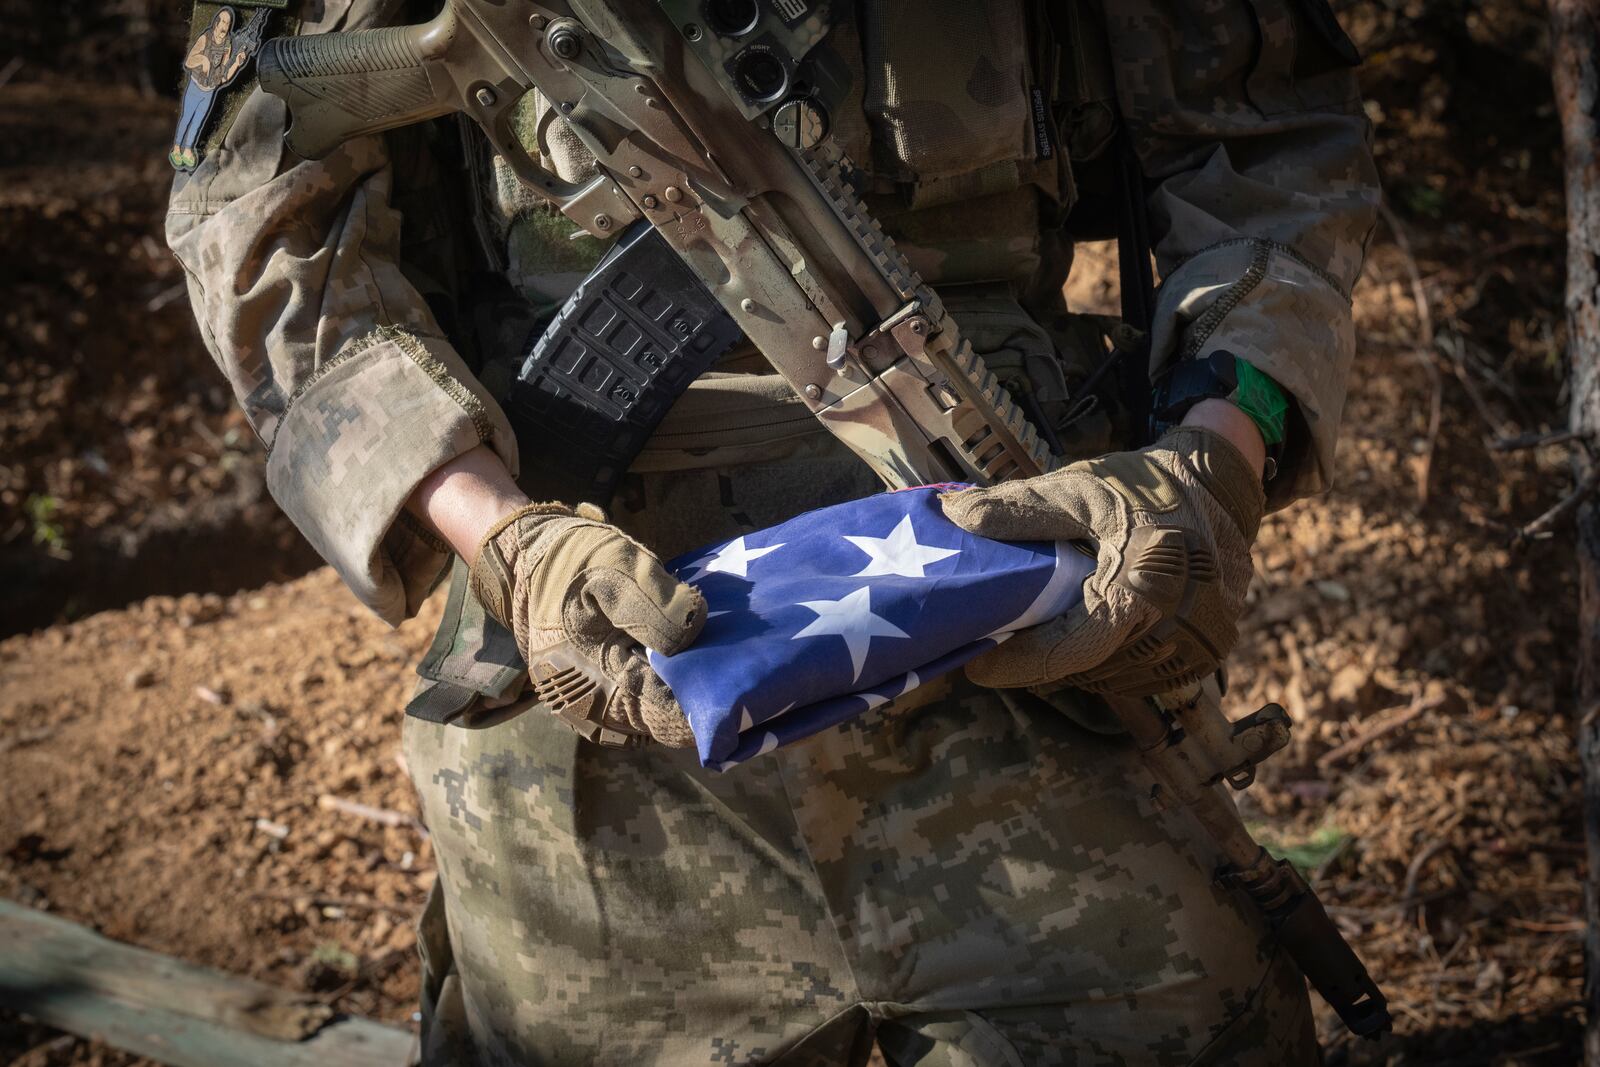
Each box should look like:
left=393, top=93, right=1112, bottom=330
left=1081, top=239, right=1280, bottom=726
left=0, top=2, right=1590, bottom=1064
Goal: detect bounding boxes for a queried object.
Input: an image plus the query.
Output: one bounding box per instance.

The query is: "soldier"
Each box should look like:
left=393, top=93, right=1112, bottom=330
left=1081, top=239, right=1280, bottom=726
left=167, top=1, right=1379, bottom=1063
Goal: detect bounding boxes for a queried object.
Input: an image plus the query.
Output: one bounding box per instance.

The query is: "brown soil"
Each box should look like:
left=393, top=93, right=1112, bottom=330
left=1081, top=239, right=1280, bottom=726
left=0, top=0, right=1590, bottom=1064
left=0, top=79, right=319, bottom=637
left=0, top=572, right=445, bottom=1046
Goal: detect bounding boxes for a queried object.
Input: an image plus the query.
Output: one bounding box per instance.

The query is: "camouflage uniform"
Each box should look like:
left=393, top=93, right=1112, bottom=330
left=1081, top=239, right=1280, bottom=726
left=167, top=0, right=1379, bottom=1061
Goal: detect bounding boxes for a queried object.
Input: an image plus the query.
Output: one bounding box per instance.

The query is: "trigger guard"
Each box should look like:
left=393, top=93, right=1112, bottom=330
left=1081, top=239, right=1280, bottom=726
left=481, top=110, right=638, bottom=238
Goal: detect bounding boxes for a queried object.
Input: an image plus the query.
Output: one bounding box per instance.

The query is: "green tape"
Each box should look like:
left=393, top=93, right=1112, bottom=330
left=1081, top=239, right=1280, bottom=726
left=1231, top=357, right=1288, bottom=446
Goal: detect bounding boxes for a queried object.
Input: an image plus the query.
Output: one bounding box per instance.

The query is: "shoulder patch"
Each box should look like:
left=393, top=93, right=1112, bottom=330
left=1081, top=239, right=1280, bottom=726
left=168, top=5, right=275, bottom=171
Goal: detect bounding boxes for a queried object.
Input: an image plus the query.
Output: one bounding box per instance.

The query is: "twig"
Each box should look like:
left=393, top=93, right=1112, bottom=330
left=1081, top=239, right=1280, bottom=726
left=145, top=282, right=188, bottom=314
left=0, top=57, right=23, bottom=91
left=1490, top=428, right=1581, bottom=452
left=1402, top=839, right=1453, bottom=907
left=1486, top=837, right=1589, bottom=857
left=1482, top=233, right=1564, bottom=259
left=1326, top=887, right=1459, bottom=920
left=1436, top=333, right=1515, bottom=438
left=1514, top=459, right=1600, bottom=545
left=1506, top=917, right=1586, bottom=933
left=1316, top=693, right=1448, bottom=770
left=253, top=817, right=289, bottom=840
left=1379, top=203, right=1444, bottom=504
left=318, top=794, right=429, bottom=837
left=1507, top=1043, right=1571, bottom=1060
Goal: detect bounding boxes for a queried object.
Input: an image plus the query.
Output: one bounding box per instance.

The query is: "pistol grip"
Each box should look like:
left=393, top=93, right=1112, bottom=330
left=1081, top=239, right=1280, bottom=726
left=258, top=21, right=454, bottom=159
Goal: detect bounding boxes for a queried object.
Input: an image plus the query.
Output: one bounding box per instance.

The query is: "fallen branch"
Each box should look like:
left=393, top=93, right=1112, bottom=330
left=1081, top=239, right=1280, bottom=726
left=1379, top=202, right=1444, bottom=504
left=1491, top=428, right=1582, bottom=452
left=0, top=899, right=413, bottom=1066
left=1514, top=460, right=1600, bottom=545
left=1316, top=693, right=1449, bottom=770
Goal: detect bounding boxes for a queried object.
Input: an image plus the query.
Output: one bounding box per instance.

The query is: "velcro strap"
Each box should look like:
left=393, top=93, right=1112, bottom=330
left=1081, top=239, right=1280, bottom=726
left=405, top=680, right=480, bottom=725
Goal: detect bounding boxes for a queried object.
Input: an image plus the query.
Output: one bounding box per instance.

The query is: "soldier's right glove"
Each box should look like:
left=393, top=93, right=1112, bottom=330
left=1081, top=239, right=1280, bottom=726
left=467, top=502, right=705, bottom=747
left=939, top=427, right=1265, bottom=697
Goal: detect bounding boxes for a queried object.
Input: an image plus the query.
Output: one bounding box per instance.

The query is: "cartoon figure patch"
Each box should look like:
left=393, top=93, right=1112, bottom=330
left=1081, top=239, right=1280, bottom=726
left=169, top=6, right=270, bottom=171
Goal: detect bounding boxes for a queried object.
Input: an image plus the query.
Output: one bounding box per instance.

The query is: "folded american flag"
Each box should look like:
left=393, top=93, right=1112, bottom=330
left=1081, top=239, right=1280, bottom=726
left=648, top=485, right=1093, bottom=770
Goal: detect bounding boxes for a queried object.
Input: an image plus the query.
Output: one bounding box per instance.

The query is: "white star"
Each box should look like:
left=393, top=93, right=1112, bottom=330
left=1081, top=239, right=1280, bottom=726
left=844, top=515, right=959, bottom=578
left=716, top=731, right=779, bottom=771
left=791, top=586, right=910, bottom=681
left=684, top=536, right=784, bottom=581
left=737, top=702, right=793, bottom=734
left=858, top=669, right=921, bottom=712
left=859, top=689, right=891, bottom=712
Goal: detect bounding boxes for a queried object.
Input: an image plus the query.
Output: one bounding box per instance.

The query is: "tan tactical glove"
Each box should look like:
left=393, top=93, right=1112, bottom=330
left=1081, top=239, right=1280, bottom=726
left=468, top=502, right=705, bottom=747
left=939, top=427, right=1265, bottom=697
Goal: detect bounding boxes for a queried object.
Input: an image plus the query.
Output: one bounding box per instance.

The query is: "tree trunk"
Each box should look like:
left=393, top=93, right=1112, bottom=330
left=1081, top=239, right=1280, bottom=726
left=1549, top=2, right=1600, bottom=1062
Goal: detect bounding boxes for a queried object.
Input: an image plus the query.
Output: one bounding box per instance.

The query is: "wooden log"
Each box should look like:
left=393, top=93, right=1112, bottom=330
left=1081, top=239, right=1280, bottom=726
left=1548, top=3, right=1600, bottom=1062
left=0, top=900, right=414, bottom=1067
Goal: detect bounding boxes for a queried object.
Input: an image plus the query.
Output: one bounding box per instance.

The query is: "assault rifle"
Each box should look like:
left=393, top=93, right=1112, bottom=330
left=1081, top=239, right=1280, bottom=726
left=259, top=0, right=1050, bottom=499
left=256, top=0, right=1389, bottom=1039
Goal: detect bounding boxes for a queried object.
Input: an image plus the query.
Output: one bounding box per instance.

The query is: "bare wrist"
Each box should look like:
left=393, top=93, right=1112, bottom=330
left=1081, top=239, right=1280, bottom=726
left=406, top=445, right=530, bottom=561
left=1180, top=399, right=1267, bottom=482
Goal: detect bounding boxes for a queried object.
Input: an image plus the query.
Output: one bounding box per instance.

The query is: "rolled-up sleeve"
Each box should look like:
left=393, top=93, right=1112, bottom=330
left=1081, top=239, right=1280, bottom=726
left=1105, top=0, right=1381, bottom=504
left=165, top=9, right=516, bottom=623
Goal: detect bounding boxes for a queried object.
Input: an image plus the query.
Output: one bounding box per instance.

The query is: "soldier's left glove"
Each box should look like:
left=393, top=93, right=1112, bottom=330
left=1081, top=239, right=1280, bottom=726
left=468, top=502, right=704, bottom=748
left=939, top=427, right=1264, bottom=697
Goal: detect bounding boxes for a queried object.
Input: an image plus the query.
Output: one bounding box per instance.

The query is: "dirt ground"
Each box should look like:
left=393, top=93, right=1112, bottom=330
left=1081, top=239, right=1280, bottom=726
left=0, top=77, right=318, bottom=638
left=0, top=1, right=1591, bottom=1064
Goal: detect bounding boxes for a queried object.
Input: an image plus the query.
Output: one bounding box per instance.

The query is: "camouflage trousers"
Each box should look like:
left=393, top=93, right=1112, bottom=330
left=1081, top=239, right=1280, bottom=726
left=404, top=682, right=1317, bottom=1066
left=402, top=432, right=1319, bottom=1066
